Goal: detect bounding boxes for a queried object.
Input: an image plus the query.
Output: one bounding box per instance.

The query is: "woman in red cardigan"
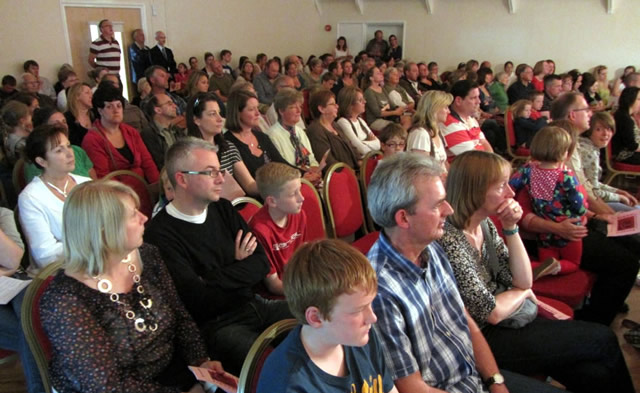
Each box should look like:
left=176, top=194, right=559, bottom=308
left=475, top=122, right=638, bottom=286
left=82, top=84, right=159, bottom=216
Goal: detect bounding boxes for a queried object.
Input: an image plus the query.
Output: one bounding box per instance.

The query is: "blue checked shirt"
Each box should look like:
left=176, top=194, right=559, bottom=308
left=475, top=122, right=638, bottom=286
left=368, top=232, right=485, bottom=393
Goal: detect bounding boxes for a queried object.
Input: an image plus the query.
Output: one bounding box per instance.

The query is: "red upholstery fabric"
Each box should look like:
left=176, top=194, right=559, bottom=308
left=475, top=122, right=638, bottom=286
left=515, top=146, right=531, bottom=156
left=109, top=173, right=154, bottom=218
left=302, top=89, right=311, bottom=123
left=607, top=144, right=640, bottom=172
left=237, top=203, right=261, bottom=223
left=532, top=270, right=596, bottom=307
left=506, top=110, right=517, bottom=147
left=0, top=349, right=16, bottom=358
left=300, top=181, right=326, bottom=240
left=326, top=167, right=364, bottom=238
left=363, top=153, right=382, bottom=188
left=33, top=276, right=55, bottom=362
left=352, top=231, right=380, bottom=255
left=536, top=295, right=574, bottom=320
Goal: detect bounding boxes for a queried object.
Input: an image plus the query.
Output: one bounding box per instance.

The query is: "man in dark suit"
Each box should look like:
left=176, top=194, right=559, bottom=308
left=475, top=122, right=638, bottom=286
left=128, top=28, right=150, bottom=84
left=399, top=62, right=424, bottom=103
left=150, top=31, right=176, bottom=77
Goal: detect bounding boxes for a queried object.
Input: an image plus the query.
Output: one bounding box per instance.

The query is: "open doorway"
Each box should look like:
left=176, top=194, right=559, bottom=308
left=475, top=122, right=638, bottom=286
left=337, top=22, right=405, bottom=57
left=62, top=5, right=145, bottom=101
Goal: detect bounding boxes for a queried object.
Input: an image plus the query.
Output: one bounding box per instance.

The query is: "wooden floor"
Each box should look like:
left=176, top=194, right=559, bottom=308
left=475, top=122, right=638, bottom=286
left=2, top=287, right=640, bottom=393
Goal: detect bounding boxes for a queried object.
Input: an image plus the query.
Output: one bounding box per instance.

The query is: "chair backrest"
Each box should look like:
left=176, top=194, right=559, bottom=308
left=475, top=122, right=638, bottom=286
left=21, top=261, right=63, bottom=393
left=359, top=150, right=383, bottom=232
left=359, top=150, right=383, bottom=190
left=237, top=319, right=298, bottom=393
left=12, top=157, right=26, bottom=194
left=505, top=109, right=516, bottom=148
left=232, top=196, right=263, bottom=223
left=0, top=349, right=17, bottom=366
left=104, top=169, right=157, bottom=218
left=299, top=178, right=327, bottom=240
left=323, top=162, right=368, bottom=239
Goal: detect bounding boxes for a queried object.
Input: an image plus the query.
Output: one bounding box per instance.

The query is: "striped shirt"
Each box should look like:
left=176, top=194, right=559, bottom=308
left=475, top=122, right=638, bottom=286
left=90, top=35, right=121, bottom=74
left=368, top=232, right=483, bottom=393
left=441, top=110, right=486, bottom=162
left=219, top=142, right=242, bottom=175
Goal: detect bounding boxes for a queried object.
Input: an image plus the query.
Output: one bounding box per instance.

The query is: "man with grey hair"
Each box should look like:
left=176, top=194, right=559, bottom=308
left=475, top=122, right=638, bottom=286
left=20, top=72, right=55, bottom=108
left=367, top=153, right=563, bottom=393
left=145, top=137, right=291, bottom=374
left=150, top=30, right=177, bottom=77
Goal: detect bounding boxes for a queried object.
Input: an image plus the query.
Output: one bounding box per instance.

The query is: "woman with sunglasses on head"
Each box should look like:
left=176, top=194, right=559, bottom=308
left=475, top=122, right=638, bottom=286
left=187, top=92, right=258, bottom=196
left=406, top=90, right=452, bottom=172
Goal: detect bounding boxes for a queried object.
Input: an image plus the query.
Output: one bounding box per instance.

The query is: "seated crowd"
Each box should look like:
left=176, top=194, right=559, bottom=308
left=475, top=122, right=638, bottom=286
left=0, top=21, right=639, bottom=393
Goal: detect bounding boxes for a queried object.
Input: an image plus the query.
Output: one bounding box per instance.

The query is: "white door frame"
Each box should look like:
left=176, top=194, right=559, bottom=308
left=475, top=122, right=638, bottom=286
left=59, top=0, right=148, bottom=65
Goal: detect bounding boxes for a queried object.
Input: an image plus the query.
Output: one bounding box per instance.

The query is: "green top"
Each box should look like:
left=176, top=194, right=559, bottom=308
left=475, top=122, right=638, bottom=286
left=24, top=145, right=94, bottom=184
left=488, top=82, right=509, bottom=112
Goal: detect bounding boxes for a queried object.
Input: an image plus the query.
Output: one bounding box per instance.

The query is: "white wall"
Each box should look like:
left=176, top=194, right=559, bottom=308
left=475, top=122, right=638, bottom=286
left=1, top=0, right=639, bottom=81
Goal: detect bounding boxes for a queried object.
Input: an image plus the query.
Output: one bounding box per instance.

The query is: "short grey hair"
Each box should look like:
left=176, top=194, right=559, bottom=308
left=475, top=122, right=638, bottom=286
left=367, top=152, right=443, bottom=228
left=165, top=137, right=218, bottom=188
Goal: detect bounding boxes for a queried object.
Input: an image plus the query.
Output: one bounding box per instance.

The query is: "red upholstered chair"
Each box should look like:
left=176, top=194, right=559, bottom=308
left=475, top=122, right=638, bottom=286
left=21, top=261, right=63, bottom=393
left=302, top=89, right=311, bottom=123
left=232, top=196, right=263, bottom=223
left=489, top=216, right=595, bottom=308
left=300, top=178, right=327, bottom=240
left=537, top=295, right=574, bottom=320
left=0, top=349, right=17, bottom=366
left=104, top=169, right=158, bottom=219
left=359, top=150, right=383, bottom=232
left=504, top=109, right=530, bottom=166
left=351, top=231, right=380, bottom=255
left=237, top=319, right=297, bottom=393
left=604, top=143, right=640, bottom=185
left=323, top=163, right=368, bottom=239
left=12, top=157, right=27, bottom=194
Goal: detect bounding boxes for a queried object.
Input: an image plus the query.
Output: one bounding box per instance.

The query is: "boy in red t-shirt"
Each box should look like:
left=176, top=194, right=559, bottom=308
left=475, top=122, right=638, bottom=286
left=250, top=162, right=308, bottom=298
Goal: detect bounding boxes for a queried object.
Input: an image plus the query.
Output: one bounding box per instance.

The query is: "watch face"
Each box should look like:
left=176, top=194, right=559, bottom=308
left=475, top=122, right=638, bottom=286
left=493, top=373, right=505, bottom=384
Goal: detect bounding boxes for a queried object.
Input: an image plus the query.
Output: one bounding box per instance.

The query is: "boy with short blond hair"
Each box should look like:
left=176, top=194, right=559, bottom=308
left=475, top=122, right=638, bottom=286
left=250, top=162, right=308, bottom=297
left=257, top=239, right=397, bottom=393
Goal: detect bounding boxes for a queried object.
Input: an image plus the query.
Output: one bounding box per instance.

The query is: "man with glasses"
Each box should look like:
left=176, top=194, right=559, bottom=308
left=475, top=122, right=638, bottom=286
left=516, top=92, right=640, bottom=325
left=145, top=137, right=292, bottom=375
left=141, top=93, right=186, bottom=169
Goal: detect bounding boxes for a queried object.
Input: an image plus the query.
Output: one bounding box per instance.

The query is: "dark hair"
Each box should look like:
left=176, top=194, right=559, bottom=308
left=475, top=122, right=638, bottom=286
left=220, top=49, right=231, bottom=59
left=144, top=65, right=167, bottom=84
left=98, top=19, right=109, bottom=29
left=23, top=60, right=38, bottom=72
left=567, top=69, right=581, bottom=84
left=306, top=55, right=317, bottom=67
left=328, top=61, right=340, bottom=74
left=617, top=87, right=640, bottom=115
left=2, top=75, right=16, bottom=86
left=97, top=78, right=123, bottom=95
left=225, top=89, right=258, bottom=132
left=515, top=63, right=531, bottom=78
left=309, top=89, right=335, bottom=119
left=57, top=68, right=77, bottom=84
left=188, top=56, right=197, bottom=65
left=476, top=67, right=493, bottom=86
left=24, top=124, right=67, bottom=169
left=319, top=53, right=332, bottom=63
left=321, top=72, right=337, bottom=83
left=92, top=84, right=125, bottom=112
left=450, top=80, right=478, bottom=100
left=543, top=74, right=561, bottom=89
left=428, top=61, right=438, bottom=70
left=12, top=92, right=37, bottom=107
left=504, top=61, right=513, bottom=69
left=465, top=59, right=479, bottom=71
left=256, top=53, right=267, bottom=63
left=579, top=73, right=596, bottom=96
left=204, top=52, right=214, bottom=61
left=32, top=106, right=61, bottom=128
left=186, top=92, right=228, bottom=152
left=143, top=94, right=161, bottom=119
left=336, top=36, right=348, bottom=50
left=238, top=56, right=248, bottom=69
left=388, top=34, right=397, bottom=41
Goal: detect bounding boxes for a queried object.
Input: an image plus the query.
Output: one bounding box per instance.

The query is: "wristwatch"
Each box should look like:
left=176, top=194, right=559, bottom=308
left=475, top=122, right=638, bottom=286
left=484, top=373, right=505, bottom=387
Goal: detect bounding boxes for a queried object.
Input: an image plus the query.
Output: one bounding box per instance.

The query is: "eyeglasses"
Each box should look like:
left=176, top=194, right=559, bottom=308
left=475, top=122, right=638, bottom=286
left=385, top=142, right=406, bottom=149
left=180, top=168, right=226, bottom=178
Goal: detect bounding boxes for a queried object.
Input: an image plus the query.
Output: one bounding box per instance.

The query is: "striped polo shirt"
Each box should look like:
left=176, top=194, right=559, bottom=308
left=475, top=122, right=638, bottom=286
left=90, top=35, right=121, bottom=74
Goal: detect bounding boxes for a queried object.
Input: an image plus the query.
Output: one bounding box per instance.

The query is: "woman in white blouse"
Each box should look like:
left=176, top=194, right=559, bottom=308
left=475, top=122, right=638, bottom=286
left=18, top=124, right=91, bottom=269
left=335, top=86, right=381, bottom=158
left=406, top=90, right=452, bottom=170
